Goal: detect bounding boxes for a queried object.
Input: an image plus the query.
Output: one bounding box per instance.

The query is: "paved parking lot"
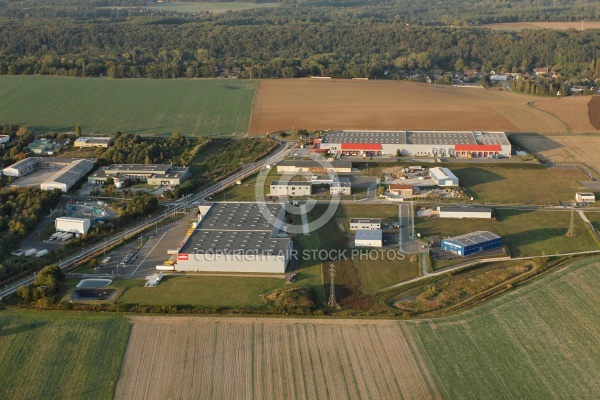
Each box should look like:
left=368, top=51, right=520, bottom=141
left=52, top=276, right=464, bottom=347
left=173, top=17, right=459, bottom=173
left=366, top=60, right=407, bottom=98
left=96, top=214, right=195, bottom=278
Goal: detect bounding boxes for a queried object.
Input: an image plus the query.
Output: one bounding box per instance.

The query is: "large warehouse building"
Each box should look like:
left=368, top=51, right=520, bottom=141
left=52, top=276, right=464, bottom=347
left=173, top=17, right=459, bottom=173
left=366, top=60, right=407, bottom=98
left=355, top=230, right=383, bottom=247
left=313, top=130, right=511, bottom=158
left=173, top=202, right=293, bottom=273
left=74, top=137, right=114, bottom=148
left=441, top=231, right=503, bottom=256
left=40, top=159, right=94, bottom=192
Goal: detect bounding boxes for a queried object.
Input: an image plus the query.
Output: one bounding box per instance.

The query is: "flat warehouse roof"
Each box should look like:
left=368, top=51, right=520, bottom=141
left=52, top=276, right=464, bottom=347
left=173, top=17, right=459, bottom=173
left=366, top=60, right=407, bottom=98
left=355, top=229, right=382, bottom=240
left=107, top=164, right=171, bottom=173
left=180, top=202, right=290, bottom=255
left=56, top=217, right=88, bottom=223
left=321, top=130, right=509, bottom=146
left=429, top=167, right=458, bottom=180
left=444, top=231, right=502, bottom=247
left=270, top=180, right=311, bottom=187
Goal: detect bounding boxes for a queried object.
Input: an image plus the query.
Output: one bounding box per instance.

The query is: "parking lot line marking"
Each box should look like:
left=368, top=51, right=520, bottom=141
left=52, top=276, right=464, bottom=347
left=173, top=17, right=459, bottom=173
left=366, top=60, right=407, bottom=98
left=130, top=231, right=168, bottom=276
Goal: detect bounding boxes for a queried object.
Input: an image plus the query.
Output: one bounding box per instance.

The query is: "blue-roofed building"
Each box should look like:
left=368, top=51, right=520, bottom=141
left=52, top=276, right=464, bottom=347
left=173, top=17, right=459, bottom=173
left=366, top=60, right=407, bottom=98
left=441, top=231, right=503, bottom=256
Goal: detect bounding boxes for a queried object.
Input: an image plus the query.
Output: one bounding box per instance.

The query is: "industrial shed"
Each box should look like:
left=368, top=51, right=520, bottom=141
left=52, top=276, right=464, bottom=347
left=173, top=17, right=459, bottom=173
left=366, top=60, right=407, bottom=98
left=355, top=230, right=383, bottom=247
left=55, top=217, right=91, bottom=235
left=441, top=231, right=503, bottom=256
left=2, top=157, right=40, bottom=177
left=429, top=167, right=459, bottom=187
left=173, top=202, right=292, bottom=274
left=438, top=206, right=493, bottom=219
left=269, top=181, right=312, bottom=197
left=40, top=159, right=94, bottom=192
left=276, top=160, right=352, bottom=173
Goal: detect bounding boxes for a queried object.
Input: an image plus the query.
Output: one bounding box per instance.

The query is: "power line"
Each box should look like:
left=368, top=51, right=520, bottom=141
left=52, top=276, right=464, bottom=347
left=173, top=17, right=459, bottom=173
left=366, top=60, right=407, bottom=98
left=566, top=209, right=576, bottom=237
left=327, top=264, right=338, bottom=308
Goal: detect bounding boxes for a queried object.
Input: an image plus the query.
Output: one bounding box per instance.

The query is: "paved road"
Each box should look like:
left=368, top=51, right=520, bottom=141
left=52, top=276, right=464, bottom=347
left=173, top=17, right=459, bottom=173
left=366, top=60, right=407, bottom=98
left=0, top=141, right=294, bottom=300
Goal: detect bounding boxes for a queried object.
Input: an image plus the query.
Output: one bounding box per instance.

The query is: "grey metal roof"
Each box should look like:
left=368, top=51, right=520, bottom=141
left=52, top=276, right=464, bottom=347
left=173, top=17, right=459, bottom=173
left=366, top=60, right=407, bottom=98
left=181, top=202, right=290, bottom=254
left=355, top=229, right=383, bottom=240
left=106, top=164, right=171, bottom=174
left=43, top=159, right=94, bottom=185
left=444, top=231, right=502, bottom=247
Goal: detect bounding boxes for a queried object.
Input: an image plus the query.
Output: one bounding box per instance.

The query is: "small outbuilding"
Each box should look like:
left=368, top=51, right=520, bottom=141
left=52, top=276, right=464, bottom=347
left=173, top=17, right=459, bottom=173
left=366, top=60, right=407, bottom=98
left=55, top=217, right=91, bottom=235
left=350, top=218, right=381, bottom=230
left=441, top=231, right=502, bottom=256
left=389, top=184, right=416, bottom=196
left=575, top=192, right=595, bottom=203
left=429, top=167, right=459, bottom=187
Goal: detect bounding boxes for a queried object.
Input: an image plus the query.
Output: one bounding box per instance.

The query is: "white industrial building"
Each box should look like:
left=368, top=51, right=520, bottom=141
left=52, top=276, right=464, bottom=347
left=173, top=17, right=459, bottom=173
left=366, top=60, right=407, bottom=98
left=40, top=159, right=94, bottom=192
left=55, top=217, right=91, bottom=235
left=0, top=135, right=10, bottom=145
left=2, top=157, right=40, bottom=177
left=429, top=167, right=459, bottom=187
left=277, top=160, right=352, bottom=173
left=575, top=192, right=595, bottom=203
left=313, top=130, right=511, bottom=158
left=172, top=202, right=292, bottom=273
left=438, top=206, right=493, bottom=219
left=269, top=181, right=312, bottom=197
left=355, top=230, right=383, bottom=247
left=350, top=218, right=381, bottom=230
left=330, top=181, right=351, bottom=195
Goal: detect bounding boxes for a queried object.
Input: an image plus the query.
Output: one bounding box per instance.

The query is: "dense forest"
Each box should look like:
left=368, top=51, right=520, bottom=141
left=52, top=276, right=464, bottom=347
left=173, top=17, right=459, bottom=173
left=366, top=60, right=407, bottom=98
left=0, top=1, right=600, bottom=82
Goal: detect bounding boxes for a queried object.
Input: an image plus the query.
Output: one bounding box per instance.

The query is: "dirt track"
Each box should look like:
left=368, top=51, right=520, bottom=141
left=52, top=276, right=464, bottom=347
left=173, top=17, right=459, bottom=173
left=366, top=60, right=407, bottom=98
left=115, top=316, right=443, bottom=400
left=248, top=79, right=566, bottom=135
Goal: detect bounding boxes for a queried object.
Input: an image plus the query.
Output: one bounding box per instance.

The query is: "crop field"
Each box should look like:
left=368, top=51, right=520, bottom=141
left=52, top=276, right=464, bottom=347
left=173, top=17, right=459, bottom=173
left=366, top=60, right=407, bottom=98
left=588, top=96, right=600, bottom=130
left=415, top=209, right=598, bottom=257
left=147, top=1, right=280, bottom=13
left=0, top=76, right=256, bottom=137
left=512, top=134, right=600, bottom=173
left=114, top=316, right=443, bottom=400
left=532, top=96, right=597, bottom=133
left=453, top=165, right=590, bottom=204
left=413, top=256, right=600, bottom=399
left=0, top=311, right=130, bottom=400
left=114, top=275, right=283, bottom=308
left=248, top=79, right=566, bottom=135
left=483, top=21, right=600, bottom=31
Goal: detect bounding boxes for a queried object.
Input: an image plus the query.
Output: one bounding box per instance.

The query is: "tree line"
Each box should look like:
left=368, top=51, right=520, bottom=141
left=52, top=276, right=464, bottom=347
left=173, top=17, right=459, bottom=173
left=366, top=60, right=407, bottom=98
left=0, top=1, right=599, bottom=83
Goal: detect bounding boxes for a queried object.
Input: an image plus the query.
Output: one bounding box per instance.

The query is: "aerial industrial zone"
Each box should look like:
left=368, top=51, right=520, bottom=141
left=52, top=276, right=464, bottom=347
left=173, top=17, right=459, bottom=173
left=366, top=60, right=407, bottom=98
left=2, top=115, right=600, bottom=399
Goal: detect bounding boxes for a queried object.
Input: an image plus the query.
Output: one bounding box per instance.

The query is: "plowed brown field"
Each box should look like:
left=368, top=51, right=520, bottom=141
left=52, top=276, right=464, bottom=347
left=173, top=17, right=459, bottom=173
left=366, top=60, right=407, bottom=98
left=513, top=134, right=600, bottom=172
left=115, top=317, right=442, bottom=400
left=533, top=96, right=597, bottom=133
left=588, top=96, right=600, bottom=130
left=247, top=79, right=566, bottom=135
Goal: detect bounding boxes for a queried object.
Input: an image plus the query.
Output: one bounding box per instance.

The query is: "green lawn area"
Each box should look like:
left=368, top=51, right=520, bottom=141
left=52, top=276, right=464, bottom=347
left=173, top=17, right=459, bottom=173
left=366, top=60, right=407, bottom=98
left=353, top=255, right=420, bottom=294
left=0, top=76, right=256, bottom=136
left=585, top=211, right=600, bottom=232
left=148, top=1, right=280, bottom=13
left=0, top=310, right=129, bottom=400
left=215, top=167, right=279, bottom=201
left=453, top=166, right=590, bottom=204
left=416, top=209, right=599, bottom=257
left=413, top=256, right=600, bottom=399
left=114, top=275, right=283, bottom=308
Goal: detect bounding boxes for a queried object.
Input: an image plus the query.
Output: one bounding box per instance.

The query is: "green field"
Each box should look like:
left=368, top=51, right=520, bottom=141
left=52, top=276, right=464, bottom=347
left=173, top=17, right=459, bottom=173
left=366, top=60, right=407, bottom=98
left=586, top=211, right=600, bottom=232
left=416, top=209, right=599, bottom=257
left=413, top=256, right=600, bottom=399
left=0, top=76, right=256, bottom=136
left=0, top=311, right=130, bottom=400
left=147, top=1, right=280, bottom=13
left=114, top=275, right=283, bottom=308
left=453, top=166, right=590, bottom=204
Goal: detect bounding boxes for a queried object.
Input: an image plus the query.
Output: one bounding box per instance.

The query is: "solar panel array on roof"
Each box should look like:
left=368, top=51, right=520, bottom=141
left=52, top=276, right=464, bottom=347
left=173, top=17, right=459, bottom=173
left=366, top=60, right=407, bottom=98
left=321, top=130, right=509, bottom=147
